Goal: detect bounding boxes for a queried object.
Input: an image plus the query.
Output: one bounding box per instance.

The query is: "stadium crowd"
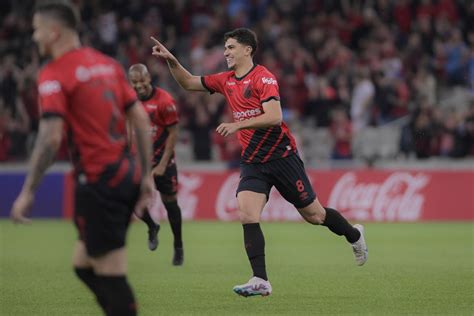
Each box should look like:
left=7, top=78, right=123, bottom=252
left=1, top=0, right=473, bottom=163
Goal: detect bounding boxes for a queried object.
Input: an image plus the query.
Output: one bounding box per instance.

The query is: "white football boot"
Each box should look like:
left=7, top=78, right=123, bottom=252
left=351, top=224, right=368, bottom=266
left=233, top=276, right=272, bottom=297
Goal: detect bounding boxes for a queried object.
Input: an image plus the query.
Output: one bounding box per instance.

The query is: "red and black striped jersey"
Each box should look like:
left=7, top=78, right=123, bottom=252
left=201, top=64, right=297, bottom=164
left=139, top=87, right=178, bottom=166
left=37, top=47, right=137, bottom=182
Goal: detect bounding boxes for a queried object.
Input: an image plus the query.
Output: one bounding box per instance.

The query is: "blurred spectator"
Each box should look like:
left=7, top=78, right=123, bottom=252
left=1, top=0, right=473, bottom=163
left=350, top=66, right=375, bottom=132
left=329, top=108, right=352, bottom=160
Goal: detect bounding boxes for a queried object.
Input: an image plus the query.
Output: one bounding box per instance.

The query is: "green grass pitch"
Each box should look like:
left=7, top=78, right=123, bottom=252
left=1, top=220, right=473, bottom=315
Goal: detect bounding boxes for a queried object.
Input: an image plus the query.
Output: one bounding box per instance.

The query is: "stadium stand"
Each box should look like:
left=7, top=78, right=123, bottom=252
left=1, top=0, right=473, bottom=166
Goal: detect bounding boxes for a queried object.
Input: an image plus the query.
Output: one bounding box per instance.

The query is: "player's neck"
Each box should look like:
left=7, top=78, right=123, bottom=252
left=234, top=60, right=255, bottom=78
left=52, top=33, right=81, bottom=60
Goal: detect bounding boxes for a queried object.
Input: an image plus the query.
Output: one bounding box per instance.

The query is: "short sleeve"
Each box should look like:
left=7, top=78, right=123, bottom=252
left=158, top=92, right=179, bottom=126
left=37, top=68, right=67, bottom=118
left=201, top=72, right=227, bottom=95
left=256, top=71, right=280, bottom=104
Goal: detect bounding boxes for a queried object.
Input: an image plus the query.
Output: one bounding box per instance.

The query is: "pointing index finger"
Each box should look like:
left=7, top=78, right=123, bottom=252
left=150, top=36, right=160, bottom=45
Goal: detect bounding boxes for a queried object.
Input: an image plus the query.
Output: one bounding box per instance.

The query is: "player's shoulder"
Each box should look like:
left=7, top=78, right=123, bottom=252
left=253, top=65, right=278, bottom=86
left=253, top=65, right=276, bottom=78
left=209, top=70, right=234, bottom=80
left=156, top=87, right=174, bottom=100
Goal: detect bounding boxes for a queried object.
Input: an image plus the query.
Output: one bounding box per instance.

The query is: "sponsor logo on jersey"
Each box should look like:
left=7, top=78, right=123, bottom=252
left=233, top=108, right=262, bottom=121
left=261, top=77, right=277, bottom=85
left=226, top=81, right=236, bottom=86
left=166, top=104, right=177, bottom=112
left=75, top=65, right=115, bottom=82
left=147, top=104, right=157, bottom=109
left=243, top=80, right=251, bottom=84
left=38, top=80, right=61, bottom=96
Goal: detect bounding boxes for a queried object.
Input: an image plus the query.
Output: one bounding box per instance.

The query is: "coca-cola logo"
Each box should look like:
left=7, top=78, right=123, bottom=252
left=328, top=172, right=430, bottom=221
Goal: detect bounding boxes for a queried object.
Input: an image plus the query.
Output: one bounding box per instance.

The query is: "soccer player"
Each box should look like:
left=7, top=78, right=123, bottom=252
left=150, top=28, right=368, bottom=297
left=10, top=1, right=153, bottom=315
left=128, top=63, right=184, bottom=265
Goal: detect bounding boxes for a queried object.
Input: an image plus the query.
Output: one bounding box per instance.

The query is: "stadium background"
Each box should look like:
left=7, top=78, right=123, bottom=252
left=0, top=0, right=472, bottom=221
left=0, top=1, right=473, bottom=315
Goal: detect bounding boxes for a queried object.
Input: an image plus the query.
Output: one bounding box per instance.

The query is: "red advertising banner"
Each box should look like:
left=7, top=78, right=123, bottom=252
left=146, top=169, right=474, bottom=222
left=64, top=169, right=474, bottom=221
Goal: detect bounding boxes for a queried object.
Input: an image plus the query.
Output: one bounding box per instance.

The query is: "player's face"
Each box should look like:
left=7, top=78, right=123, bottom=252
left=32, top=13, right=57, bottom=57
left=224, top=38, right=251, bottom=70
left=129, top=71, right=153, bottom=99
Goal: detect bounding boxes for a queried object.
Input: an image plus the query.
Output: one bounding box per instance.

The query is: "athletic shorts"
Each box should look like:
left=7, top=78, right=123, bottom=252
left=74, top=154, right=140, bottom=257
left=153, top=161, right=178, bottom=195
left=237, top=153, right=316, bottom=208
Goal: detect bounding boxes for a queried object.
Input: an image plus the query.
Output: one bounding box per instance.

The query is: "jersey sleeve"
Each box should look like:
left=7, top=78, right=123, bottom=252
left=37, top=67, right=67, bottom=119
left=255, top=70, right=280, bottom=104
left=201, top=72, right=226, bottom=94
left=158, top=92, right=179, bottom=126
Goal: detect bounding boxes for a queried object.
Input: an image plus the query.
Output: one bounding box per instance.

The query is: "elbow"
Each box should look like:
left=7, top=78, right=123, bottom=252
left=49, top=133, right=62, bottom=151
left=272, top=114, right=282, bottom=126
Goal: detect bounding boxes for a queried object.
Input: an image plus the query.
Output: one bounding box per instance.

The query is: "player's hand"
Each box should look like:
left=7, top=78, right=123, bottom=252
left=216, top=122, right=240, bottom=137
left=152, top=163, right=166, bottom=177
left=11, top=190, right=34, bottom=224
left=135, top=176, right=154, bottom=218
left=150, top=36, right=173, bottom=60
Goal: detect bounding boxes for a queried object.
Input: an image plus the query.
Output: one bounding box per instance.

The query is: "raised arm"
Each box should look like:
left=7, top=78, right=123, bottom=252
left=151, top=37, right=205, bottom=92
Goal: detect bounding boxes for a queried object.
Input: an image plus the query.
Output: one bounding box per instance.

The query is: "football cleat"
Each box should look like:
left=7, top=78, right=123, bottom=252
left=172, top=247, right=184, bottom=266
left=352, top=224, right=368, bottom=266
left=233, top=277, right=272, bottom=297
left=148, top=224, right=160, bottom=251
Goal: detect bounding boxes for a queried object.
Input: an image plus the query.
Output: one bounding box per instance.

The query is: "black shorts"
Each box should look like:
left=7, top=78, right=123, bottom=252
left=237, top=154, right=316, bottom=208
left=154, top=161, right=178, bottom=195
left=74, top=155, right=140, bottom=257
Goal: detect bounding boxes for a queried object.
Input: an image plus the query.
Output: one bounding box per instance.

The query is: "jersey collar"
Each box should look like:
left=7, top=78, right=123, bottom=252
left=139, top=87, right=157, bottom=101
left=234, top=64, right=257, bottom=81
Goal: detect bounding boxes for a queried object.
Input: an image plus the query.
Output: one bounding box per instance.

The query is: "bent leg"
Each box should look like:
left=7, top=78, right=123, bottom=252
left=298, top=198, right=360, bottom=243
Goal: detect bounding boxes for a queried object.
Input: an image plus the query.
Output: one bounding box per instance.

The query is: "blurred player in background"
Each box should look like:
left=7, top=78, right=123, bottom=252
left=10, top=1, right=153, bottom=315
left=128, top=63, right=184, bottom=266
left=151, top=28, right=368, bottom=297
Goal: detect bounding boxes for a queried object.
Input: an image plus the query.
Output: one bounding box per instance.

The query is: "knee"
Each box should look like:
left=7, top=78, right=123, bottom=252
left=300, top=208, right=325, bottom=225
left=238, top=208, right=260, bottom=224
left=161, top=194, right=177, bottom=203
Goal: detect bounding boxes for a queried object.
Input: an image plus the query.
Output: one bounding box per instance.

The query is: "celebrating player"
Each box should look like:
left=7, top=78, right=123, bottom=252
left=150, top=28, right=367, bottom=297
left=128, top=63, right=184, bottom=265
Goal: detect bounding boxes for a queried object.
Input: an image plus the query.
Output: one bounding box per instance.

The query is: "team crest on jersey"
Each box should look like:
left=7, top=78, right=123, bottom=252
left=243, top=85, right=252, bottom=99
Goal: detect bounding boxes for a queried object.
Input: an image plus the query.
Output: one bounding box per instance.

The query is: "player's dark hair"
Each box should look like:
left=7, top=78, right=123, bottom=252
left=34, top=0, right=80, bottom=30
left=224, top=28, right=258, bottom=56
